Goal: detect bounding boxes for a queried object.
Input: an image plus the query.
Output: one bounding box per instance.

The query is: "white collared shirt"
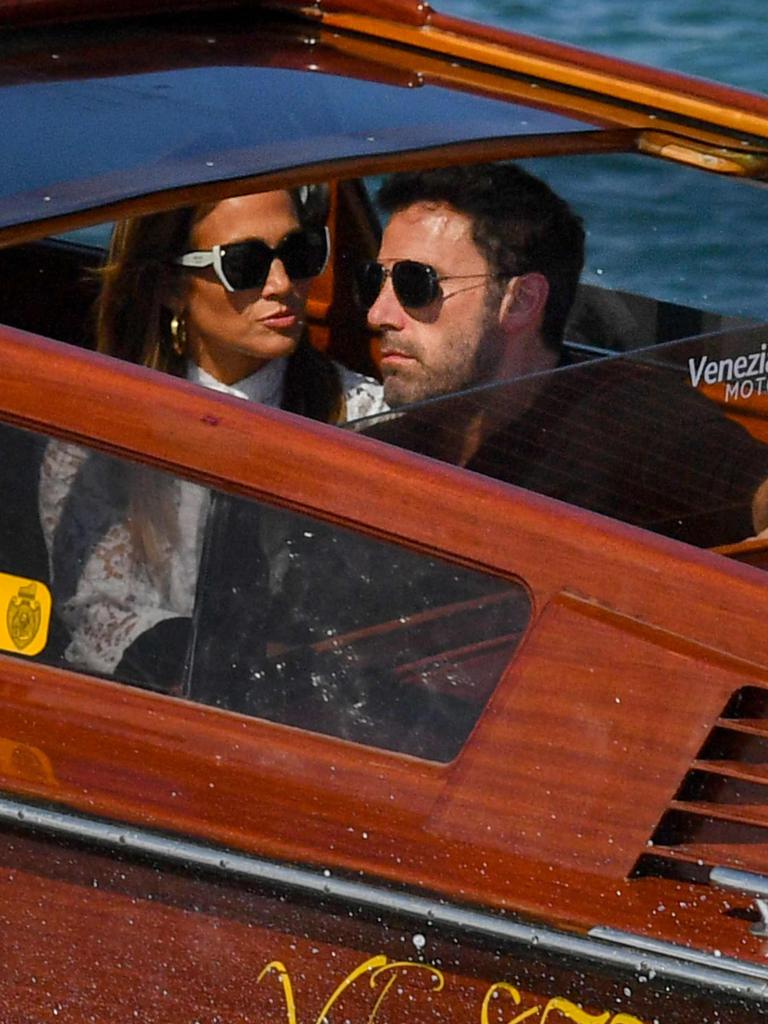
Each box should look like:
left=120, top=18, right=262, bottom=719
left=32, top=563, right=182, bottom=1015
left=185, top=356, right=388, bottom=421
left=186, top=357, right=288, bottom=407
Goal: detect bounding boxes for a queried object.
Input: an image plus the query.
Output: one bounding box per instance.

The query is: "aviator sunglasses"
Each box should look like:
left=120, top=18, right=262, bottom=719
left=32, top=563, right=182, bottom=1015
left=357, top=259, right=502, bottom=311
left=176, top=226, right=329, bottom=293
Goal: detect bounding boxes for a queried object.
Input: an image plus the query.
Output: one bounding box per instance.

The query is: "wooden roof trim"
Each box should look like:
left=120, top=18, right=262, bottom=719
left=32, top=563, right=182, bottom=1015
left=310, top=0, right=431, bottom=26
left=427, top=8, right=768, bottom=118
left=317, top=10, right=768, bottom=142
left=5, top=0, right=768, bottom=140
left=325, top=31, right=768, bottom=154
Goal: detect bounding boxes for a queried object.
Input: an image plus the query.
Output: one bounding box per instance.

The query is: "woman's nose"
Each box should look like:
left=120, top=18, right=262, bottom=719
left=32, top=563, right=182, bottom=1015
left=261, top=257, right=292, bottom=296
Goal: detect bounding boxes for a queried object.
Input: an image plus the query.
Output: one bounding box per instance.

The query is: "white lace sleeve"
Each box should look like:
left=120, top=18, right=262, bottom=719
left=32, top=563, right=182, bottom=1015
left=336, top=365, right=389, bottom=422
left=39, top=440, right=207, bottom=676
left=39, top=440, right=88, bottom=560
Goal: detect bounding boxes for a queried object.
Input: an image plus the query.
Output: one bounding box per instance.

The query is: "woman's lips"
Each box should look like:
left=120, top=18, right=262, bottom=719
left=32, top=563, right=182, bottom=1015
left=260, top=310, right=299, bottom=329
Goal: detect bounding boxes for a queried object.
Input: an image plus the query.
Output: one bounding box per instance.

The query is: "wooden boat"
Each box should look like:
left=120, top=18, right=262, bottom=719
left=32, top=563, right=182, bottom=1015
left=1, top=1, right=768, bottom=1020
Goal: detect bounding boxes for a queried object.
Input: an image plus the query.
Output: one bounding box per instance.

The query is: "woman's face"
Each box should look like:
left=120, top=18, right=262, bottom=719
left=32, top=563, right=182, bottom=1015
left=180, top=190, right=312, bottom=384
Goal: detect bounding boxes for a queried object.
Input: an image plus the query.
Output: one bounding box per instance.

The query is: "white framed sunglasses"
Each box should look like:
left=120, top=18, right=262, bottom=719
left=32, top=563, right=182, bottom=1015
left=176, top=226, right=329, bottom=292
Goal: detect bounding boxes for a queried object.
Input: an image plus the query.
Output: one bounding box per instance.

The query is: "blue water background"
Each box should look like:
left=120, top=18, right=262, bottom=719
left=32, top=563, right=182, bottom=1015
left=434, top=1, right=768, bottom=322
left=438, top=0, right=768, bottom=91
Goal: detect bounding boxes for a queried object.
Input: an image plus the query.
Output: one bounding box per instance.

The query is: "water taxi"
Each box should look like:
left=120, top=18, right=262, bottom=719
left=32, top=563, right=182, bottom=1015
left=2, top=1, right=768, bottom=1020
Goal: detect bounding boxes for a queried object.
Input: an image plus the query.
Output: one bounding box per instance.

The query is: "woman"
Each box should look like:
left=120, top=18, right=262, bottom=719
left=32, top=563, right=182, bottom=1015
left=98, top=185, right=382, bottom=418
left=39, top=188, right=387, bottom=685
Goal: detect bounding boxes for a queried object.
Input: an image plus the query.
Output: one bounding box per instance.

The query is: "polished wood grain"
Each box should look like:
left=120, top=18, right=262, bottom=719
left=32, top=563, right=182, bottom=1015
left=0, top=0, right=429, bottom=27
left=5, top=0, right=767, bottom=150
left=2, top=327, right=768, bottom=970
left=715, top=537, right=768, bottom=569
left=3, top=325, right=767, bottom=665
left=4, top=828, right=760, bottom=1024
left=0, top=647, right=765, bottom=958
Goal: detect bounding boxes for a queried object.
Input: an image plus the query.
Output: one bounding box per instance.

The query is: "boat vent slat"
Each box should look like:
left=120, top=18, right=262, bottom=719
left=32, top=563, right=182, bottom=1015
left=642, top=844, right=713, bottom=865
left=634, top=842, right=768, bottom=880
left=668, top=799, right=768, bottom=829
left=716, top=718, right=768, bottom=737
left=632, top=685, right=768, bottom=884
left=643, top=840, right=768, bottom=874
left=691, top=760, right=768, bottom=783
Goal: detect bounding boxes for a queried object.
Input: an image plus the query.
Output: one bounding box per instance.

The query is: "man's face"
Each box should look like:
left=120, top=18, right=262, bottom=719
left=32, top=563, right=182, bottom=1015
left=367, top=202, right=505, bottom=406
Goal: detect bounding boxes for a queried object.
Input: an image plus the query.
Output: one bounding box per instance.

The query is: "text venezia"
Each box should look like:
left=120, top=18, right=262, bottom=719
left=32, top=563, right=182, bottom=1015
left=256, top=955, right=646, bottom=1024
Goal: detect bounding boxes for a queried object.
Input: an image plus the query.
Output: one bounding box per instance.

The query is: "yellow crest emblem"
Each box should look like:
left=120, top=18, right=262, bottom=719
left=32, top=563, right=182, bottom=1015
left=6, top=581, right=42, bottom=651
left=0, top=574, right=50, bottom=657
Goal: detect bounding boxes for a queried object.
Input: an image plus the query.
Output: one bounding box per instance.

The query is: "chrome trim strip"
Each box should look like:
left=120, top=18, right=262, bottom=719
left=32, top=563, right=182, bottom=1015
left=589, top=927, right=768, bottom=981
left=711, top=867, right=768, bottom=899
left=2, top=795, right=767, bottom=1001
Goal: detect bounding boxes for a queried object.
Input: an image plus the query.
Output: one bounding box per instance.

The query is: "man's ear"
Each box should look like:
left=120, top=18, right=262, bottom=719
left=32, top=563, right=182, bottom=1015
left=499, top=272, right=549, bottom=326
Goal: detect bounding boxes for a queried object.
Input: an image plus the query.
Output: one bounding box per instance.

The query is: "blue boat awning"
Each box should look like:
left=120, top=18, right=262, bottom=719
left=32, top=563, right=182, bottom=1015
left=1, top=61, right=597, bottom=231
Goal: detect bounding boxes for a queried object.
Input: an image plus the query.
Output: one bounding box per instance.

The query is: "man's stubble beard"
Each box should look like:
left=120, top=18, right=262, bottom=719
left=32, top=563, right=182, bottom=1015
left=381, top=300, right=505, bottom=408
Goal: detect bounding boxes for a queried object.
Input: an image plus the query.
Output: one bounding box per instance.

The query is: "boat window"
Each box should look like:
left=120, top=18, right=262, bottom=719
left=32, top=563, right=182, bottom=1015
left=53, top=223, right=114, bottom=250
left=1, top=421, right=530, bottom=762
left=522, top=154, right=768, bottom=327
left=353, top=324, right=768, bottom=551
left=3, top=152, right=763, bottom=372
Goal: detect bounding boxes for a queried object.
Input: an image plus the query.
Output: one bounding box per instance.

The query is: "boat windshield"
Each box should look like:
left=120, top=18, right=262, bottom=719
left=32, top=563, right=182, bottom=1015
left=351, top=324, right=768, bottom=551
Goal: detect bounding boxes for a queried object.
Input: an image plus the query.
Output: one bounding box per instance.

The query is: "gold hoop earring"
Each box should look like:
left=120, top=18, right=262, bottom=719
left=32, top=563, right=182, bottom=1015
left=169, top=314, right=187, bottom=357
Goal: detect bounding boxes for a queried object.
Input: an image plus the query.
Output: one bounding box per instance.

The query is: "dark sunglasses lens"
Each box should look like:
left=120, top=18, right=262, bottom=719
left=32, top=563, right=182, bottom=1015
left=219, top=231, right=328, bottom=291
left=391, top=261, right=439, bottom=308
left=279, top=229, right=328, bottom=281
left=220, top=240, right=272, bottom=291
left=357, top=261, right=386, bottom=309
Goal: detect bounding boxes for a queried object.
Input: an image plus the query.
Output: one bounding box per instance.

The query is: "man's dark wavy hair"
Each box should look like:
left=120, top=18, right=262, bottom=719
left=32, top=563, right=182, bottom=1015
left=377, top=163, right=584, bottom=351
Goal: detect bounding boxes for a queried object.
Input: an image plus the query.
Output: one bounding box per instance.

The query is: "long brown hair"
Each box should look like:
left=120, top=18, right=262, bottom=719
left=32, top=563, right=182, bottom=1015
left=96, top=204, right=203, bottom=374
left=94, top=189, right=343, bottom=577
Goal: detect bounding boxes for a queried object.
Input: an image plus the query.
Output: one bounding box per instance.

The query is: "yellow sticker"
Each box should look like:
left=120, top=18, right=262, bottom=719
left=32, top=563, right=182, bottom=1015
left=0, top=573, right=51, bottom=657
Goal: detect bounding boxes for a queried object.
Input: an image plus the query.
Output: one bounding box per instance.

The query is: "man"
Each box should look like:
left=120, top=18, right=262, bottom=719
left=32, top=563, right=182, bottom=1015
left=358, top=162, right=768, bottom=547
left=360, top=162, right=581, bottom=407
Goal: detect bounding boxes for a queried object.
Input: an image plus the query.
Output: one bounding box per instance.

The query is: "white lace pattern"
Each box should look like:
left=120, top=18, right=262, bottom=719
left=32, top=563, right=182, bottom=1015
left=40, top=361, right=387, bottom=674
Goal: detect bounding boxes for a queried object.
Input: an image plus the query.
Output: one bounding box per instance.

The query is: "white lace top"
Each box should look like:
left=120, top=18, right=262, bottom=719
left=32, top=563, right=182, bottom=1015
left=39, top=360, right=386, bottom=675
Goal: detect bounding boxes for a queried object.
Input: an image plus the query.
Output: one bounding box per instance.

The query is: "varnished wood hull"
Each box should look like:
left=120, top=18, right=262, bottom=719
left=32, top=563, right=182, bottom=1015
left=4, top=817, right=766, bottom=1024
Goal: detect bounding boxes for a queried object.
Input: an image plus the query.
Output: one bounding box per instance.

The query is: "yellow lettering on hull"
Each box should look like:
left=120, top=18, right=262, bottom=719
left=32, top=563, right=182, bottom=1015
left=258, top=955, right=647, bottom=1024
